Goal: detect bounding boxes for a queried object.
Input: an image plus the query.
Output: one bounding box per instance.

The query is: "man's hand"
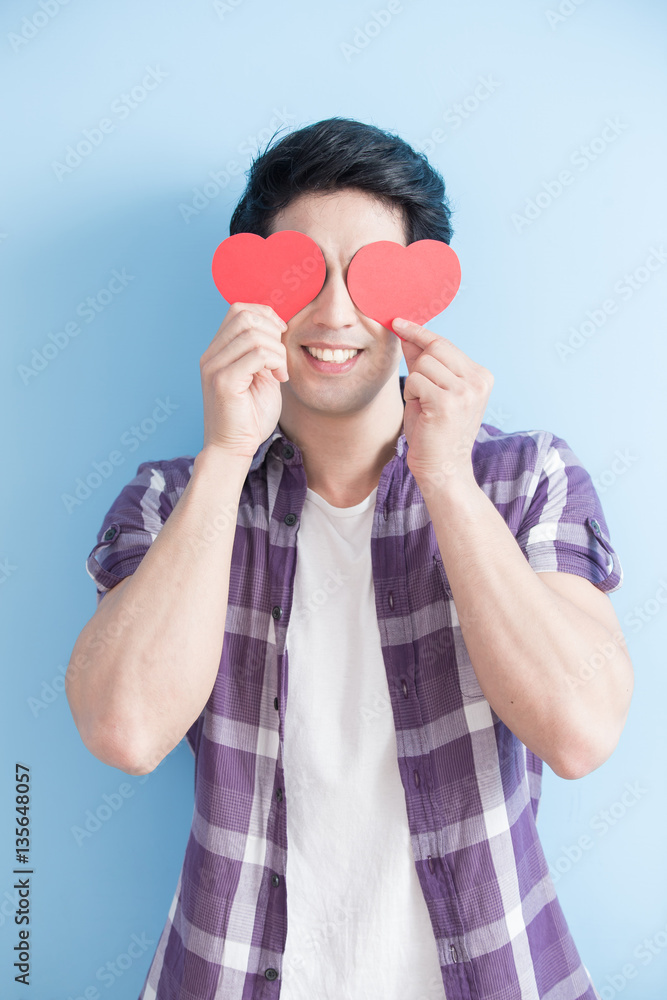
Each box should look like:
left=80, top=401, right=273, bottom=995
left=392, top=316, right=494, bottom=487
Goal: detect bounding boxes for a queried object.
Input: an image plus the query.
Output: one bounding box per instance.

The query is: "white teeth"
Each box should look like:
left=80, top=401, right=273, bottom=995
left=305, top=346, right=359, bottom=362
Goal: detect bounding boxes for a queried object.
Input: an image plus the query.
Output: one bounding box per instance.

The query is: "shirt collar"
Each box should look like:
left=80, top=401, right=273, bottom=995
left=249, top=374, right=408, bottom=473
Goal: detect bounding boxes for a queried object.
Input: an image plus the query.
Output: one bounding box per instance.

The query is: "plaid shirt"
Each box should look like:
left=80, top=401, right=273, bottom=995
left=86, top=375, right=620, bottom=999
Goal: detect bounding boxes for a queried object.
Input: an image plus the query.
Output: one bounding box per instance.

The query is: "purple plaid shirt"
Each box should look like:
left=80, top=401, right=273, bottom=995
left=86, top=375, right=620, bottom=999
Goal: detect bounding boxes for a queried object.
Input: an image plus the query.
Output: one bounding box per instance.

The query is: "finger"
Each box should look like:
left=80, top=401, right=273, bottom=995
left=411, top=352, right=461, bottom=392
left=403, top=369, right=442, bottom=407
left=202, top=307, right=287, bottom=364
left=228, top=300, right=289, bottom=330
left=203, top=328, right=288, bottom=376
left=205, top=342, right=289, bottom=382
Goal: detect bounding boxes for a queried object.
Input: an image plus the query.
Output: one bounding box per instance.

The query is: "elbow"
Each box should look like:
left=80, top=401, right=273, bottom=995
left=551, top=733, right=620, bottom=781
left=95, top=725, right=166, bottom=776
left=549, top=684, right=633, bottom=781
left=82, top=730, right=153, bottom=776
left=102, top=742, right=158, bottom=777
left=70, top=710, right=163, bottom=776
left=551, top=756, right=597, bottom=781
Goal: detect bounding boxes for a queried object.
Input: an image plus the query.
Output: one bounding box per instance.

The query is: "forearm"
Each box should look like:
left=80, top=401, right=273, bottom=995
left=66, top=446, right=250, bottom=775
left=423, top=475, right=632, bottom=777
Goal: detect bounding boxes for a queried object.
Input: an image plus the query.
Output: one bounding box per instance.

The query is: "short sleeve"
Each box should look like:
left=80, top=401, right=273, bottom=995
left=85, top=457, right=203, bottom=756
left=515, top=432, right=624, bottom=594
left=85, top=460, right=176, bottom=605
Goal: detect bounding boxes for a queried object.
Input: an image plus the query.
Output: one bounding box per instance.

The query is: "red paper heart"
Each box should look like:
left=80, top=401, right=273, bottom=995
left=346, top=239, right=461, bottom=333
left=212, top=230, right=326, bottom=323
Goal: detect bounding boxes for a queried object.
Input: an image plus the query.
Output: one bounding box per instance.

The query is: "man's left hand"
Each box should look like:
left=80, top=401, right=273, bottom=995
left=393, top=316, right=494, bottom=488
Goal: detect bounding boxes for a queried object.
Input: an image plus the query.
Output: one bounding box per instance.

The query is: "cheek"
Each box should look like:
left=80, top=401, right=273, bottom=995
left=390, top=333, right=404, bottom=355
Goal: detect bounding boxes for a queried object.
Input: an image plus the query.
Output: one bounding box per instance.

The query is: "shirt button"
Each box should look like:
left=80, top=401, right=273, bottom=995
left=103, top=526, right=118, bottom=541
left=282, top=445, right=294, bottom=459
left=450, top=944, right=458, bottom=963
left=284, top=513, right=297, bottom=526
left=274, top=697, right=279, bottom=710
left=590, top=518, right=601, bottom=535
left=276, top=787, right=283, bottom=802
left=265, top=967, right=279, bottom=980
left=272, top=606, right=282, bottom=620
left=388, top=591, right=394, bottom=610
left=271, top=874, right=280, bottom=887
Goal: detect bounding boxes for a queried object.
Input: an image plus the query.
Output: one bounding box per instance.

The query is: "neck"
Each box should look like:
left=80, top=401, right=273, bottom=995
left=278, top=375, right=405, bottom=505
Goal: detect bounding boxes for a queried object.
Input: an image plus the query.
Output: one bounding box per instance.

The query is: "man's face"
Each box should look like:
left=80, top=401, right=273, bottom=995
left=268, top=187, right=406, bottom=417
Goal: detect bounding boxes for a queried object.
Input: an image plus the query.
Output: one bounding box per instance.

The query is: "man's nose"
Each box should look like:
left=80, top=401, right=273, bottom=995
left=308, top=270, right=359, bottom=329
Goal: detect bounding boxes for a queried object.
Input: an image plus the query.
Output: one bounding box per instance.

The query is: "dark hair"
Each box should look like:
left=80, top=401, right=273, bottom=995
left=229, top=116, right=454, bottom=245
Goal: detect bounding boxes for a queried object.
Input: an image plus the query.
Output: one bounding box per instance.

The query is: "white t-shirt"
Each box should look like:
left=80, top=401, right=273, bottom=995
left=281, top=485, right=447, bottom=1000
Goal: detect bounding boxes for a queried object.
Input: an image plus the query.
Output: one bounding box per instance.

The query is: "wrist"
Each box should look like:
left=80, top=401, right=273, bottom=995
left=193, top=445, right=252, bottom=481
left=411, top=462, right=478, bottom=499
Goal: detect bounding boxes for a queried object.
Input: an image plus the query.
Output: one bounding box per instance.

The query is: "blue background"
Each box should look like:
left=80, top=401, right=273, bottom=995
left=1, top=0, right=665, bottom=996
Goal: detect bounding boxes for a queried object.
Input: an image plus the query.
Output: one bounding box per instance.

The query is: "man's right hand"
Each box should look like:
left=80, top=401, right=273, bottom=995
left=199, top=301, right=289, bottom=461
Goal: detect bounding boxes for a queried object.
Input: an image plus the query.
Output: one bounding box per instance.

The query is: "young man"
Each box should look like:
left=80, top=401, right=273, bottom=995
left=66, top=117, right=632, bottom=1000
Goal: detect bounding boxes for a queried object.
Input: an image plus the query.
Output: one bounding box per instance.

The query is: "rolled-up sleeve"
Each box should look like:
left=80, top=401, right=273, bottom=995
left=515, top=432, right=623, bottom=594
left=85, top=461, right=173, bottom=603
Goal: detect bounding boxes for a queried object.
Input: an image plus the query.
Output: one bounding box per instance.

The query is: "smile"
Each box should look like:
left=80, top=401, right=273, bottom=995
left=301, top=345, right=363, bottom=372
